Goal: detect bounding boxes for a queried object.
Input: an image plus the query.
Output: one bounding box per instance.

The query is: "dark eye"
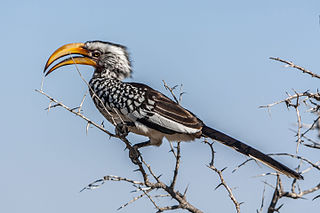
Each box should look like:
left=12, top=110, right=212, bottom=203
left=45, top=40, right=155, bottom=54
left=92, top=51, right=101, bottom=58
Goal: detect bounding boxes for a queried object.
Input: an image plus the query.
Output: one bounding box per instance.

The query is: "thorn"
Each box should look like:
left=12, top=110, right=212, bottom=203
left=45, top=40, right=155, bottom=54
left=312, top=194, right=320, bottom=201
left=79, top=187, right=87, bottom=193
left=47, top=101, right=52, bottom=112
left=172, top=85, right=178, bottom=90
left=215, top=183, right=223, bottom=190
left=86, top=122, right=90, bottom=135
left=220, top=167, right=227, bottom=172
left=275, top=204, right=284, bottom=211
left=183, top=184, right=189, bottom=197
left=70, top=106, right=80, bottom=111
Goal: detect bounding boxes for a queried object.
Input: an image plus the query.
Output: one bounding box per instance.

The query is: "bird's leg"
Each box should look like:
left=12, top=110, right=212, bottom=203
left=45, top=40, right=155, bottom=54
left=129, top=140, right=151, bottom=164
left=114, top=122, right=146, bottom=164
left=134, top=141, right=152, bottom=149
left=115, top=122, right=135, bottom=138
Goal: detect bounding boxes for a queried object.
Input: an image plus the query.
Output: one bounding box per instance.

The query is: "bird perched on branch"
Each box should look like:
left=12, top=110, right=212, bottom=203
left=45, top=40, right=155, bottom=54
left=43, top=40, right=303, bottom=179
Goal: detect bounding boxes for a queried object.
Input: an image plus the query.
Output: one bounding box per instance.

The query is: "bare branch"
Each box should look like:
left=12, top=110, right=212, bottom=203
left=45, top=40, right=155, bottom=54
left=203, top=140, right=241, bottom=213
left=293, top=93, right=303, bottom=153
left=80, top=175, right=145, bottom=192
left=267, top=175, right=282, bottom=213
left=140, top=187, right=162, bottom=211
left=36, top=89, right=116, bottom=137
left=256, top=185, right=266, bottom=213
left=259, top=91, right=320, bottom=109
left=78, top=91, right=87, bottom=113
left=269, top=57, right=320, bottom=79
left=301, top=116, right=320, bottom=139
left=170, top=142, right=181, bottom=189
left=117, top=191, right=149, bottom=210
left=162, top=81, right=184, bottom=104
left=269, top=153, right=320, bottom=171
left=39, top=75, right=203, bottom=213
left=232, top=158, right=254, bottom=173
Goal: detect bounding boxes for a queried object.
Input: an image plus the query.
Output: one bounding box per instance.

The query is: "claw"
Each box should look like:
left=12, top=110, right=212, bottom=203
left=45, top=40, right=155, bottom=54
left=129, top=145, right=141, bottom=164
left=115, top=123, right=129, bottom=137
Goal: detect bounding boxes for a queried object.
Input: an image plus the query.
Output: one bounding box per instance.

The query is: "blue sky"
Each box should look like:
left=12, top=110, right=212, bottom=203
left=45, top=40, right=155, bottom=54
left=1, top=0, right=319, bottom=212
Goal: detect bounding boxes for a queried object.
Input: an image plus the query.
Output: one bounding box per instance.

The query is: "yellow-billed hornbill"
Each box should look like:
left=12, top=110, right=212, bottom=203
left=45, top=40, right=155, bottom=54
left=43, top=41, right=303, bottom=179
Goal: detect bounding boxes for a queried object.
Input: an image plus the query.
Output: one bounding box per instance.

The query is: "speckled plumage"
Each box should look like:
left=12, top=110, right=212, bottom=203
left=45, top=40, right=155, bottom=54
left=89, top=76, right=203, bottom=146
left=84, top=41, right=303, bottom=179
left=43, top=40, right=304, bottom=179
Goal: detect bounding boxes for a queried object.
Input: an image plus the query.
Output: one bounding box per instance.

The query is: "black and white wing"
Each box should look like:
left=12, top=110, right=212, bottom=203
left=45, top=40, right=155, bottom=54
left=125, top=83, right=203, bottom=135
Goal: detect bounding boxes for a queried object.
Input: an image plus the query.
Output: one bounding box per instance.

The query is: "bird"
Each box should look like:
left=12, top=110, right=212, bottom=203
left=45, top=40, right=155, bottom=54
left=43, top=40, right=303, bottom=180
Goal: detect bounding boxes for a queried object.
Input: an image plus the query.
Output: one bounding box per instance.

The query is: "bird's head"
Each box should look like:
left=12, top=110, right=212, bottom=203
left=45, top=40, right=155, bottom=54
left=43, top=41, right=132, bottom=80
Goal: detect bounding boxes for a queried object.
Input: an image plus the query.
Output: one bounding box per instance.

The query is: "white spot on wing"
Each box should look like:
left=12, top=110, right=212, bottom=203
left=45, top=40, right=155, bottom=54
left=148, top=100, right=155, bottom=105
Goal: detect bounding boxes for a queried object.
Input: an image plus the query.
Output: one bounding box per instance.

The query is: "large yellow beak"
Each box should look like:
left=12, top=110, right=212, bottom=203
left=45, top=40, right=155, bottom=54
left=43, top=43, right=97, bottom=76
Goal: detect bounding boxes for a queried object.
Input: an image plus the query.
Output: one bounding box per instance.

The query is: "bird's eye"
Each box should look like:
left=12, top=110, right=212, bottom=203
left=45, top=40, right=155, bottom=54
left=92, top=51, right=101, bottom=58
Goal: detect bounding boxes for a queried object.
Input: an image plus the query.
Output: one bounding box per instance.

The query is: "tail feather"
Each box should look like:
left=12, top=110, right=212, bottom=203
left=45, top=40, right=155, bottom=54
left=201, top=125, right=303, bottom=180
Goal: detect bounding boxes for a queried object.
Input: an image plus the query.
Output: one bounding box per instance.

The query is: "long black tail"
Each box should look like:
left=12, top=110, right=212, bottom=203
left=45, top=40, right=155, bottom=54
left=201, top=125, right=303, bottom=179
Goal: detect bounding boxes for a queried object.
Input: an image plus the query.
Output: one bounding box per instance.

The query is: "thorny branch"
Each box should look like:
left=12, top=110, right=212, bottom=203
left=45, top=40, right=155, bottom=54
left=259, top=57, right=320, bottom=212
left=36, top=89, right=116, bottom=138
left=162, top=80, right=185, bottom=105
left=256, top=185, right=266, bottom=213
left=170, top=141, right=181, bottom=189
left=269, top=57, right=320, bottom=79
left=259, top=90, right=319, bottom=153
left=267, top=175, right=320, bottom=213
left=38, top=79, right=202, bottom=212
left=38, top=55, right=319, bottom=212
left=203, top=140, right=241, bottom=213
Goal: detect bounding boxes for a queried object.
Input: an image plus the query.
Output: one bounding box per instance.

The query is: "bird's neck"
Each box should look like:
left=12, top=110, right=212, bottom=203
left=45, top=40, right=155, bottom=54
left=89, top=68, right=123, bottom=90
left=92, top=68, right=121, bottom=80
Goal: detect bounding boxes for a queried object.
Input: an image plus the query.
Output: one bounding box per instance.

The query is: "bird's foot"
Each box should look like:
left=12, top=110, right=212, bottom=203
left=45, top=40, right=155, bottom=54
left=128, top=141, right=151, bottom=164
left=129, top=145, right=141, bottom=164
left=115, top=123, right=129, bottom=138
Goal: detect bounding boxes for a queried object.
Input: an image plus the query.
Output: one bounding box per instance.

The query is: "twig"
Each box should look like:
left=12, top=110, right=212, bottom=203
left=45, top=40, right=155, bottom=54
left=301, top=116, right=320, bottom=139
left=179, top=84, right=185, bottom=104
left=268, top=153, right=320, bottom=171
left=259, top=91, right=320, bottom=109
left=140, top=187, right=161, bottom=211
left=269, top=57, right=320, bottom=79
left=157, top=205, right=180, bottom=212
left=117, top=191, right=149, bottom=210
left=78, top=91, right=87, bottom=113
left=162, top=80, right=179, bottom=104
left=70, top=56, right=120, bottom=126
left=36, top=89, right=116, bottom=137
left=256, top=185, right=266, bottom=213
left=267, top=175, right=282, bottom=213
left=289, top=128, right=320, bottom=150
left=203, top=140, right=241, bottom=213
left=38, top=85, right=202, bottom=213
left=293, top=92, right=302, bottom=153
left=170, top=142, right=181, bottom=189
left=232, top=158, right=254, bottom=173
left=80, top=175, right=144, bottom=192
left=169, top=141, right=177, bottom=158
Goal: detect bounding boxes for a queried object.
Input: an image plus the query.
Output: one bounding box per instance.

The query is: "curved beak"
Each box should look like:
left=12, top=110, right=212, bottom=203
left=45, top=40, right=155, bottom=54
left=43, top=43, right=97, bottom=76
